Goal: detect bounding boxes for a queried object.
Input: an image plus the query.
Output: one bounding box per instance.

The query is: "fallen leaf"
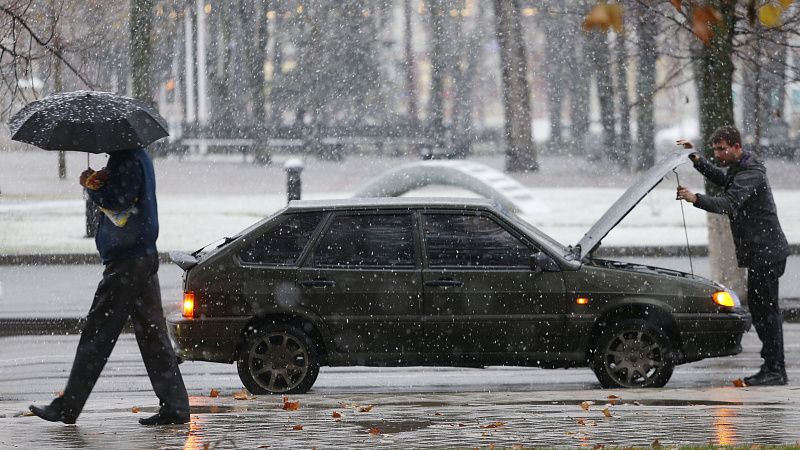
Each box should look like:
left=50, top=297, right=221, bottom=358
left=332, top=411, right=342, bottom=420
left=434, top=412, right=442, bottom=416
left=580, top=401, right=593, bottom=411
left=368, top=427, right=381, bottom=435
left=593, top=445, right=605, bottom=450
left=652, top=438, right=662, bottom=448
left=20, top=411, right=34, bottom=417
left=233, top=389, right=249, bottom=400
left=758, top=2, right=783, bottom=28
left=131, top=406, right=140, bottom=413
left=733, top=378, right=747, bottom=388
left=209, top=388, right=219, bottom=398
left=291, top=424, right=303, bottom=431
left=512, top=445, right=524, bottom=450
left=577, top=418, right=586, bottom=426
left=458, top=423, right=466, bottom=427
left=488, top=444, right=496, bottom=450
left=283, top=399, right=300, bottom=411
left=607, top=394, right=619, bottom=399
left=633, top=401, right=642, bottom=406
left=480, top=421, right=506, bottom=429
left=358, top=404, right=374, bottom=412
left=257, top=446, right=270, bottom=449
left=602, top=407, right=612, bottom=418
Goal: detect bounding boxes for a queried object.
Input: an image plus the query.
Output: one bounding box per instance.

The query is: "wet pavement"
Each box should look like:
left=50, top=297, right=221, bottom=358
left=2, top=325, right=800, bottom=448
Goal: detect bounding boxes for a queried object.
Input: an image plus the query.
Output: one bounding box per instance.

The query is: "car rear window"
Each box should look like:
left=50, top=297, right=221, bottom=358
left=423, top=213, right=531, bottom=268
left=312, top=213, right=415, bottom=268
left=239, top=212, right=323, bottom=265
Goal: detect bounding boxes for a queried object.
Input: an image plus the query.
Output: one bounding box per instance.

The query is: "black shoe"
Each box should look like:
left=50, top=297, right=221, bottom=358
left=138, top=411, right=190, bottom=426
left=29, top=398, right=77, bottom=424
left=744, top=370, right=787, bottom=386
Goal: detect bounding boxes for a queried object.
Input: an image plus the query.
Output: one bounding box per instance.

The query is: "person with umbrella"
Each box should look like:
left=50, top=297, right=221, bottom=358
left=9, top=91, right=190, bottom=425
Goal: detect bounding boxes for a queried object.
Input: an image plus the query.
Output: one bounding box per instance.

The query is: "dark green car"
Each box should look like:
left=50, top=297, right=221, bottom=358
left=167, top=151, right=750, bottom=393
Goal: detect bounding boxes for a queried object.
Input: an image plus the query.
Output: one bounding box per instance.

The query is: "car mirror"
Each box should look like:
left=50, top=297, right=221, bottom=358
left=531, top=251, right=557, bottom=274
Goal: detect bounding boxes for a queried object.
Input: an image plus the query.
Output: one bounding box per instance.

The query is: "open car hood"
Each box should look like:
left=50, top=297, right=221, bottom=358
left=569, top=149, right=693, bottom=261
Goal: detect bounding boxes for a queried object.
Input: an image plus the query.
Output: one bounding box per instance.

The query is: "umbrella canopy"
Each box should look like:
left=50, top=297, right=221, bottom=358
left=7, top=90, right=169, bottom=153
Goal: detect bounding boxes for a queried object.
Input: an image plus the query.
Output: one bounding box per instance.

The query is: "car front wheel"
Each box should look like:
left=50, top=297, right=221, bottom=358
left=591, top=318, right=674, bottom=388
left=237, top=324, right=319, bottom=394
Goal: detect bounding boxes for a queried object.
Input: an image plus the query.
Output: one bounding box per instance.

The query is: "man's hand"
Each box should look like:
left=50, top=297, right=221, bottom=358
left=676, top=139, right=694, bottom=149
left=676, top=185, right=698, bottom=204
left=79, top=169, right=95, bottom=188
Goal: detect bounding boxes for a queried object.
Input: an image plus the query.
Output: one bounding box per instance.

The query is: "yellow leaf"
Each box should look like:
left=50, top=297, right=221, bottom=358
left=602, top=407, right=612, bottom=417
left=779, top=0, right=794, bottom=8
left=580, top=401, right=593, bottom=411
left=233, top=389, right=249, bottom=400
left=480, top=421, right=506, bottom=429
left=131, top=406, right=140, bottom=413
left=758, top=3, right=783, bottom=28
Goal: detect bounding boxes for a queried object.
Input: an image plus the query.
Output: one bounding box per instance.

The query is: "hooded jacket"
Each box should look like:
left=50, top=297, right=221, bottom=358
left=693, top=152, right=789, bottom=268
left=86, top=148, right=159, bottom=263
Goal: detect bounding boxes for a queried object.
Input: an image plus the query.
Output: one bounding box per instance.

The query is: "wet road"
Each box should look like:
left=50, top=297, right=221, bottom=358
left=2, top=324, right=800, bottom=448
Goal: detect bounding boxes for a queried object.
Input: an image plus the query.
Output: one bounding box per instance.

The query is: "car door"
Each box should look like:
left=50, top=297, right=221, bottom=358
left=420, top=211, right=566, bottom=361
left=297, top=211, right=423, bottom=359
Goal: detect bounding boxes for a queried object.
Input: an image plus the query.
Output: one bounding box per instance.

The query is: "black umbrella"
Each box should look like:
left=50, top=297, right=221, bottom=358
left=7, top=90, right=169, bottom=154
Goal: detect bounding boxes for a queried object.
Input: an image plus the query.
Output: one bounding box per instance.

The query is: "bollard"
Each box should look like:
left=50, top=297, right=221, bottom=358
left=284, top=158, right=304, bottom=203
left=85, top=197, right=100, bottom=238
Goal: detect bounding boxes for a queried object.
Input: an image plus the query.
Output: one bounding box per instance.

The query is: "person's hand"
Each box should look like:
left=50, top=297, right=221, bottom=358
left=79, top=169, right=95, bottom=188
left=676, top=185, right=697, bottom=204
left=688, top=152, right=701, bottom=162
left=676, top=139, right=694, bottom=149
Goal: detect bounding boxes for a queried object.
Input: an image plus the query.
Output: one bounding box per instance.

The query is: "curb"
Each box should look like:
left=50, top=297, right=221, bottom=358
left=2, top=245, right=799, bottom=265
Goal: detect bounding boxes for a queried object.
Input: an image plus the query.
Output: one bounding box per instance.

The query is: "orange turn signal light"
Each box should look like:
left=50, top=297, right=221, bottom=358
left=712, top=291, right=735, bottom=307
left=182, top=292, right=195, bottom=318
left=576, top=297, right=590, bottom=305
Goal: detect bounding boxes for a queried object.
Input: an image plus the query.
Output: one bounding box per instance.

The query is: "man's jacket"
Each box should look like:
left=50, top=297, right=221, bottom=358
left=86, top=149, right=159, bottom=263
left=693, top=152, right=789, bottom=268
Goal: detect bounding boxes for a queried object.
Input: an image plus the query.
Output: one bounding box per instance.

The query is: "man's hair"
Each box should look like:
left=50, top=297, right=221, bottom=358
left=710, top=125, right=741, bottom=146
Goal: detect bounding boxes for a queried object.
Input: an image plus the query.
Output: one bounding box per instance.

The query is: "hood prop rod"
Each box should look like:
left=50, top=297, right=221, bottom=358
left=673, top=169, right=695, bottom=277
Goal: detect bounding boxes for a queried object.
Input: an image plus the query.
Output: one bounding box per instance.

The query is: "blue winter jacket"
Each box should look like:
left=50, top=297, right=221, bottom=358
left=86, top=149, right=159, bottom=263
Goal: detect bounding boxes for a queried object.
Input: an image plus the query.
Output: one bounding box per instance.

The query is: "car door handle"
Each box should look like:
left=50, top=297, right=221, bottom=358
left=425, top=279, right=464, bottom=287
left=300, top=279, right=336, bottom=288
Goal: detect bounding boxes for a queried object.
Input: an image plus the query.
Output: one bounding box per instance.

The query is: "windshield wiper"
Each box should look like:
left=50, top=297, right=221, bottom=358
left=192, top=236, right=236, bottom=257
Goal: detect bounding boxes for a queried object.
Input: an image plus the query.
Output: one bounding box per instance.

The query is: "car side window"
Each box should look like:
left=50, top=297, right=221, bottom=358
left=312, top=214, right=415, bottom=268
left=239, top=212, right=323, bottom=265
left=423, top=213, right=532, bottom=268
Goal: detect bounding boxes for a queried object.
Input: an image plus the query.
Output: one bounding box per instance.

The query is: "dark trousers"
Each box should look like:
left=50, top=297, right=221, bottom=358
left=747, top=259, right=787, bottom=374
left=60, top=255, right=189, bottom=418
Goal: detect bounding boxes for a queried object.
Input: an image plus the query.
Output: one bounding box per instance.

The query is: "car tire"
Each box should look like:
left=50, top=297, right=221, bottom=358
left=237, top=324, right=320, bottom=395
left=591, top=318, right=674, bottom=388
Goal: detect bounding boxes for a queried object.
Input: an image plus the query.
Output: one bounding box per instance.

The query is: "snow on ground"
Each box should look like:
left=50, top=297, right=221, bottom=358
left=1, top=150, right=798, bottom=255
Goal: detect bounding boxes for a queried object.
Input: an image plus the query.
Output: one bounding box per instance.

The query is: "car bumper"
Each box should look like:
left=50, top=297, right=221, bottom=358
left=674, top=311, right=752, bottom=363
left=167, top=315, right=251, bottom=364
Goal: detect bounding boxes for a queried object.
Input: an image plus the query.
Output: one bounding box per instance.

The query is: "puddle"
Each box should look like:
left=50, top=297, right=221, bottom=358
left=350, top=419, right=435, bottom=434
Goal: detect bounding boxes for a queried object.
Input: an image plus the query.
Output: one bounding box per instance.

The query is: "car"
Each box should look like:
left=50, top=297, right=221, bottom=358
left=167, top=150, right=751, bottom=393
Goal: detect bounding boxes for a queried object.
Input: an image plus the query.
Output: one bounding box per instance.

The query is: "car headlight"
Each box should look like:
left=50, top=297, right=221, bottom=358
left=712, top=290, right=740, bottom=308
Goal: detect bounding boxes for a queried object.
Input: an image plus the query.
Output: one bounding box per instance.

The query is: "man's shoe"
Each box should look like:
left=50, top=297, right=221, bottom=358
left=29, top=398, right=77, bottom=424
left=138, top=411, right=190, bottom=426
left=744, top=370, right=787, bottom=386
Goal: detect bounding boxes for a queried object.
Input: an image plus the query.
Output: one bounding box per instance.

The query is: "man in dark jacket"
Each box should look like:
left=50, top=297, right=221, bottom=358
left=677, top=125, right=790, bottom=386
left=29, top=148, right=190, bottom=425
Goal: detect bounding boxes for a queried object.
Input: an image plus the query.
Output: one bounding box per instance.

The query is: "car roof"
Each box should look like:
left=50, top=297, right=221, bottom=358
left=286, top=197, right=500, bottom=212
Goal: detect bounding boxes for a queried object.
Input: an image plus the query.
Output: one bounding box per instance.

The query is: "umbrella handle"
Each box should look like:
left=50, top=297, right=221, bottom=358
left=87, top=153, right=90, bottom=170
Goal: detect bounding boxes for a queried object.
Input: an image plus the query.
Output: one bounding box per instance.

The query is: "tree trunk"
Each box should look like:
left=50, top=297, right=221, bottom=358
left=588, top=30, right=617, bottom=162
left=493, top=0, right=537, bottom=172
left=49, top=0, right=65, bottom=178
left=635, top=9, right=657, bottom=170
left=403, top=0, right=418, bottom=126
left=130, top=0, right=153, bottom=103
left=693, top=1, right=747, bottom=299
left=428, top=0, right=447, bottom=156
left=615, top=30, right=631, bottom=169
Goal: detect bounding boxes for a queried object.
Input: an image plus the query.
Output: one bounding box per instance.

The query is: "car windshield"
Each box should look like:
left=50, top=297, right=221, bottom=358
left=504, top=212, right=568, bottom=256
